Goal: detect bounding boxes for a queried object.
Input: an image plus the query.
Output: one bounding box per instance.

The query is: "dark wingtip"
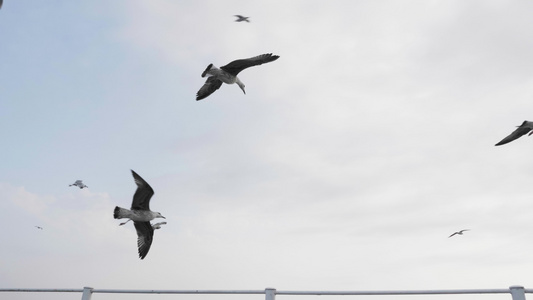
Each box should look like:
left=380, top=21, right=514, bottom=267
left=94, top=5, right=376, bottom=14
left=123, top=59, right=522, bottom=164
left=113, top=206, right=120, bottom=219
left=131, top=169, right=140, bottom=178
left=495, top=139, right=510, bottom=146
left=201, top=64, right=213, bottom=77
left=267, top=53, right=280, bottom=61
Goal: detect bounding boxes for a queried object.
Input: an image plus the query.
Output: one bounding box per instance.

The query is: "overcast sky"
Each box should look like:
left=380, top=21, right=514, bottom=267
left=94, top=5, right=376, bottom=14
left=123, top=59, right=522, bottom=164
left=2, top=1, right=533, bottom=300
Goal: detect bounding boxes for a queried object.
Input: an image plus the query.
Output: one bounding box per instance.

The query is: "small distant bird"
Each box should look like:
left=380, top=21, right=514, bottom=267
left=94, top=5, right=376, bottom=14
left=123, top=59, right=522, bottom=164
left=495, top=120, right=533, bottom=146
left=234, top=15, right=250, bottom=22
left=114, top=170, right=166, bottom=259
left=152, top=222, right=167, bottom=230
left=196, top=53, right=280, bottom=100
left=449, top=229, right=470, bottom=238
left=69, top=180, right=88, bottom=189
left=35, top=226, right=43, bottom=230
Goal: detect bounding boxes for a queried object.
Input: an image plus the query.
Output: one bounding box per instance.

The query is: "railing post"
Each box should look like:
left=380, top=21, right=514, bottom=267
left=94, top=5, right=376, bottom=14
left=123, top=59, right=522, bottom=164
left=81, top=286, right=93, bottom=300
left=266, top=287, right=276, bottom=300
left=510, top=286, right=526, bottom=300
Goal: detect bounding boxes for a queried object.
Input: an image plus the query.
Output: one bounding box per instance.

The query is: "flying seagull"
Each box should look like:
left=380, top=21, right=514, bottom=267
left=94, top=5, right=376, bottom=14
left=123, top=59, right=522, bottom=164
left=196, top=53, right=280, bottom=101
left=152, top=222, right=167, bottom=230
left=495, top=120, right=533, bottom=146
left=69, top=180, right=88, bottom=189
left=234, top=15, right=250, bottom=22
left=114, top=170, right=165, bottom=259
left=35, top=226, right=43, bottom=230
left=449, top=229, right=470, bottom=238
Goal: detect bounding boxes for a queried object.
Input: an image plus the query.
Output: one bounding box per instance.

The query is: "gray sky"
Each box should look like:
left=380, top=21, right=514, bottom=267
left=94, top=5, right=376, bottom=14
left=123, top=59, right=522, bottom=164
left=2, top=1, right=533, bottom=300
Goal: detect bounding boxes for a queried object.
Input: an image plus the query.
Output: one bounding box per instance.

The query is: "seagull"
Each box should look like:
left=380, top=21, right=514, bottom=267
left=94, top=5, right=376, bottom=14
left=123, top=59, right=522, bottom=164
left=495, top=121, right=533, bottom=146
left=196, top=53, right=280, bottom=101
left=69, top=180, right=88, bottom=189
left=449, top=229, right=470, bottom=238
left=152, top=222, right=167, bottom=230
left=35, top=226, right=43, bottom=230
left=114, top=170, right=165, bottom=259
left=234, top=15, right=250, bottom=22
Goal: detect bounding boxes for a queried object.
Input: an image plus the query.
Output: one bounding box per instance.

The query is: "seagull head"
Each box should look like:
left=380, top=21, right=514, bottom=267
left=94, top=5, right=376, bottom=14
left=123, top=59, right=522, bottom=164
left=155, top=212, right=166, bottom=219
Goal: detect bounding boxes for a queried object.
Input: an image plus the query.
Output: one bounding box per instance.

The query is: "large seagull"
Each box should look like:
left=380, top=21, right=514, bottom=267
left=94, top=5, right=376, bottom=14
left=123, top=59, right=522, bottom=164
left=196, top=53, right=280, bottom=101
left=114, top=170, right=166, bottom=259
left=495, top=120, right=533, bottom=146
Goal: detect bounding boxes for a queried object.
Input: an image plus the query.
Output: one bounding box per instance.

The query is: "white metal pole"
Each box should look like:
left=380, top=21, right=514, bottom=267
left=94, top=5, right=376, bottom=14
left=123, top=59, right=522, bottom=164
left=510, top=286, right=526, bottom=300
left=81, top=287, right=93, bottom=300
left=266, top=288, right=276, bottom=300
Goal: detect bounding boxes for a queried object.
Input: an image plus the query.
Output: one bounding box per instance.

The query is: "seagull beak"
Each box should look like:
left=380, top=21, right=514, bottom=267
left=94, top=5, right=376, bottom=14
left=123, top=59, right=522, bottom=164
left=162, top=216, right=166, bottom=219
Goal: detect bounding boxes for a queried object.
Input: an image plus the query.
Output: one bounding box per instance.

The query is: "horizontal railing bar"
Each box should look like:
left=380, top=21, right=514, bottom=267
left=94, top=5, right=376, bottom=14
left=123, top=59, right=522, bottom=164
left=92, top=289, right=266, bottom=294
left=0, top=288, right=531, bottom=295
left=276, top=289, right=512, bottom=295
left=0, top=289, right=83, bottom=293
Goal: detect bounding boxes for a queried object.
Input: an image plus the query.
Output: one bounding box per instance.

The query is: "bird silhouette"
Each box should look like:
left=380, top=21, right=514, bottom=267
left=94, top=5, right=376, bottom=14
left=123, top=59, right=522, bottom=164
left=449, top=229, right=470, bottom=238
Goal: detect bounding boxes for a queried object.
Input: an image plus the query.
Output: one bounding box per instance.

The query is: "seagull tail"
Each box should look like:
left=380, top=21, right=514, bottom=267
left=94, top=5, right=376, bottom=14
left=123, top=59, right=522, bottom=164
left=114, top=206, right=129, bottom=219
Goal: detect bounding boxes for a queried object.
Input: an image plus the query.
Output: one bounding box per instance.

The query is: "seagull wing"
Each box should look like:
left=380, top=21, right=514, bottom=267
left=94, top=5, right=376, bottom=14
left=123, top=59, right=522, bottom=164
left=130, top=170, right=154, bottom=210
left=196, top=76, right=223, bottom=100
left=134, top=221, right=154, bottom=259
left=448, top=232, right=458, bottom=238
left=220, top=53, right=279, bottom=76
left=495, top=122, right=533, bottom=146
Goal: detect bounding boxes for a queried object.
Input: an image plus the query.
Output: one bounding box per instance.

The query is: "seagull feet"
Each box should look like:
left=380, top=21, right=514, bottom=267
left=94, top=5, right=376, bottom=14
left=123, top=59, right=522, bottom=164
left=119, top=220, right=131, bottom=226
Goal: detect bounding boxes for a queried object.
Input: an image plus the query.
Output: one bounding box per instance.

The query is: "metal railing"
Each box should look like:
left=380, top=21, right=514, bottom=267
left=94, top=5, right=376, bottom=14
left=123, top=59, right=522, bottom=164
left=0, top=286, right=529, bottom=300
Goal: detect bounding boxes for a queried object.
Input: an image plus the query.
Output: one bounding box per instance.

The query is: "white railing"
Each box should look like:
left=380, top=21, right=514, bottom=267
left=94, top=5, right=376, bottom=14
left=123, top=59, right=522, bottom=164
left=0, top=286, right=529, bottom=300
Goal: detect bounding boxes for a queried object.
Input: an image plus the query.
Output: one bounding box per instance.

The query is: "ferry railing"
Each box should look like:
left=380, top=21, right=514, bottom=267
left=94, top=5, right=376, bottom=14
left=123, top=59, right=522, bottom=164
left=0, top=286, right=528, bottom=300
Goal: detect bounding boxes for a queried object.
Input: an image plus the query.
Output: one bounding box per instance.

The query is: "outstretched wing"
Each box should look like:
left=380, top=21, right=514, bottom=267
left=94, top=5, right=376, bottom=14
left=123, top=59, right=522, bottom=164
left=130, top=170, right=154, bottom=210
left=220, top=53, right=279, bottom=76
left=495, top=123, right=532, bottom=146
left=196, top=76, right=223, bottom=101
left=134, top=221, right=154, bottom=259
left=448, top=232, right=458, bottom=238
